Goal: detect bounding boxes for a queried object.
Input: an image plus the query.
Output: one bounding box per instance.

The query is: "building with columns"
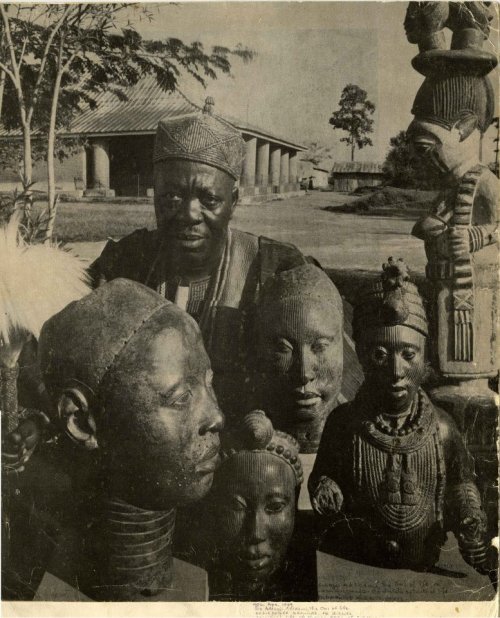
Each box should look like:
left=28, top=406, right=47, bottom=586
left=0, top=78, right=305, bottom=199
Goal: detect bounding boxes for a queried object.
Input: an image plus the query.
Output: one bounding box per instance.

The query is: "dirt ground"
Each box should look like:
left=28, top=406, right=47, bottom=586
left=67, top=191, right=427, bottom=274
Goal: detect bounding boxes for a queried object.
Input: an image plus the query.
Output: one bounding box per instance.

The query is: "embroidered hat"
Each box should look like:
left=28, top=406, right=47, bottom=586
left=353, top=258, right=428, bottom=340
left=153, top=98, right=245, bottom=181
left=220, top=410, right=303, bottom=486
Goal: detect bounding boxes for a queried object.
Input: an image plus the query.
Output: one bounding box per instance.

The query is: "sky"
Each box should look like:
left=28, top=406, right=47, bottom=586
left=130, top=1, right=499, bottom=164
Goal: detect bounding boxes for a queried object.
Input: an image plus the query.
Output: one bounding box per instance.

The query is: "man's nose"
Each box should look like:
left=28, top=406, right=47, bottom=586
left=199, top=391, right=224, bottom=435
left=293, top=346, right=316, bottom=385
left=246, top=510, right=267, bottom=545
left=179, top=197, right=203, bottom=224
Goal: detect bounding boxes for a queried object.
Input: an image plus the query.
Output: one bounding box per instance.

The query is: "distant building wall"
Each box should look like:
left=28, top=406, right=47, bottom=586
left=330, top=173, right=384, bottom=192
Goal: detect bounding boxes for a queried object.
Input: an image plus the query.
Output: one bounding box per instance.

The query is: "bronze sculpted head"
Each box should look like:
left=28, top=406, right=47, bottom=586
left=39, top=278, right=224, bottom=509
left=208, top=410, right=302, bottom=599
left=353, top=258, right=429, bottom=415
left=255, top=264, right=343, bottom=453
left=153, top=103, right=245, bottom=276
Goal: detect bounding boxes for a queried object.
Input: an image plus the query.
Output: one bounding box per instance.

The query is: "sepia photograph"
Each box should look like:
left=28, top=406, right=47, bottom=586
left=0, top=1, right=498, bottom=616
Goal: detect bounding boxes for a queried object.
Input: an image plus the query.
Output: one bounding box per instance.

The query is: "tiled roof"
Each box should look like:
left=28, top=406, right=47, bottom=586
left=330, top=161, right=384, bottom=174
left=0, top=76, right=305, bottom=150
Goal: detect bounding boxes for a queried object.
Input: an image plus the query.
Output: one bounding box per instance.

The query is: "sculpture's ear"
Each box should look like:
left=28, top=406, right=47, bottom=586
left=454, top=114, right=479, bottom=143
left=56, top=387, right=98, bottom=450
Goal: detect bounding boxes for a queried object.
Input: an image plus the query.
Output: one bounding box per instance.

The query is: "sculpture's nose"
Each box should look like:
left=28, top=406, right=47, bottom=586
left=199, top=391, right=224, bottom=435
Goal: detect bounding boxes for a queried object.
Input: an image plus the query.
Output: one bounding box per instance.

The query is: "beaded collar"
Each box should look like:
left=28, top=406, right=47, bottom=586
left=360, top=388, right=436, bottom=454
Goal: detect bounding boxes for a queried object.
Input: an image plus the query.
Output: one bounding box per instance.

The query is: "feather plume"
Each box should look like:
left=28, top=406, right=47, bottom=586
left=0, top=216, right=91, bottom=344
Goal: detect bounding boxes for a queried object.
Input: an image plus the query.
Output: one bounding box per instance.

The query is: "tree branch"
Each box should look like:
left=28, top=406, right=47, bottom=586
left=28, top=3, right=76, bottom=123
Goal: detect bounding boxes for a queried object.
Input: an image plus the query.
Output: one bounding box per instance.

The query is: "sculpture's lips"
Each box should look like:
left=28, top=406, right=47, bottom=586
left=238, top=553, right=272, bottom=571
left=292, top=389, right=322, bottom=411
left=388, top=385, right=407, bottom=399
left=195, top=446, right=220, bottom=474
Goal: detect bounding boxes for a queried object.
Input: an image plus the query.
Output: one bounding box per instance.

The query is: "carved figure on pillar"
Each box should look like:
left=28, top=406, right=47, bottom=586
left=35, top=279, right=223, bottom=600
left=405, top=1, right=498, bottom=389
left=309, top=259, right=491, bottom=573
left=404, top=1, right=498, bottom=532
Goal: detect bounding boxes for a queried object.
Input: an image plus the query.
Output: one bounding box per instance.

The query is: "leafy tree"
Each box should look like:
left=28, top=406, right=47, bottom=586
left=383, top=130, right=441, bottom=189
left=301, top=141, right=333, bottom=166
left=329, top=84, right=375, bottom=162
left=0, top=4, right=254, bottom=241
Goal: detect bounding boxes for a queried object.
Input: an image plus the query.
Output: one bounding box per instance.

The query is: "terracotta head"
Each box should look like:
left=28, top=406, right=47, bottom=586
left=353, top=258, right=429, bottom=414
left=255, top=264, right=343, bottom=453
left=38, top=279, right=224, bottom=510
left=153, top=103, right=245, bottom=274
left=209, top=410, right=302, bottom=595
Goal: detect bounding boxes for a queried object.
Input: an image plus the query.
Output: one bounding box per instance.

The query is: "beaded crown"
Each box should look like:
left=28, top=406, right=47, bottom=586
left=353, top=258, right=428, bottom=340
left=220, top=410, right=303, bottom=486
left=153, top=98, right=245, bottom=181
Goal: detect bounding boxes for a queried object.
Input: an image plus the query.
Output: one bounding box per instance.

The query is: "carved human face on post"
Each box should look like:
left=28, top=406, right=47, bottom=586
left=357, top=325, right=427, bottom=414
left=257, top=297, right=343, bottom=451
left=154, top=160, right=238, bottom=276
left=211, top=452, right=296, bottom=594
left=98, top=313, right=224, bottom=510
left=407, top=118, right=480, bottom=177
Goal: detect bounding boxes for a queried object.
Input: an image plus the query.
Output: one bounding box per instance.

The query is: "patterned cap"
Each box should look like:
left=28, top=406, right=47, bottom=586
left=353, top=258, right=428, bottom=340
left=220, top=410, right=303, bottom=486
left=153, top=98, right=245, bottom=180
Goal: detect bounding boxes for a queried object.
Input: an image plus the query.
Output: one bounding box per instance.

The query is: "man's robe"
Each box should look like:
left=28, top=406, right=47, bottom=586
left=89, top=227, right=363, bottom=416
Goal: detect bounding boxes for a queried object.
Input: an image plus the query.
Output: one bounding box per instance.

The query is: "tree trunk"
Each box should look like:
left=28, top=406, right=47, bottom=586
left=0, top=70, right=5, bottom=122
left=44, top=62, right=64, bottom=242
left=351, top=140, right=355, bottom=162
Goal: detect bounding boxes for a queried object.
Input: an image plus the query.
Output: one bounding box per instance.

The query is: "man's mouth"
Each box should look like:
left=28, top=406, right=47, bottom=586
left=387, top=385, right=408, bottom=400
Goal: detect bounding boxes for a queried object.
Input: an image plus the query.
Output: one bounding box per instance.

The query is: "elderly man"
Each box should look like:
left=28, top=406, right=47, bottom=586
left=89, top=101, right=361, bottom=414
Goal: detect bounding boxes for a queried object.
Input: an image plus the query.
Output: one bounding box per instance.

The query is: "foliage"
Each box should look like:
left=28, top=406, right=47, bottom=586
left=302, top=141, right=333, bottom=166
left=329, top=84, right=375, bottom=162
left=382, top=130, right=441, bottom=189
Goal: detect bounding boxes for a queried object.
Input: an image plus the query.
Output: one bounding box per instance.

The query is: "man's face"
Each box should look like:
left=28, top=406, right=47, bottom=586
left=407, top=119, right=463, bottom=175
left=258, top=298, right=343, bottom=440
left=102, top=310, right=224, bottom=510
left=357, top=325, right=427, bottom=414
left=212, top=453, right=295, bottom=591
left=154, top=160, right=237, bottom=271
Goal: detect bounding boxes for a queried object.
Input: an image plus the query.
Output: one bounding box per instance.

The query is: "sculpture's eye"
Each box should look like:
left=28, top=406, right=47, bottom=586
left=273, top=339, right=293, bottom=355
left=227, top=496, right=247, bottom=512
left=372, top=347, right=388, bottom=365
left=160, top=388, right=193, bottom=408
left=414, top=142, right=434, bottom=156
left=311, top=338, right=332, bottom=354
left=265, top=500, right=287, bottom=514
left=402, top=348, right=416, bottom=361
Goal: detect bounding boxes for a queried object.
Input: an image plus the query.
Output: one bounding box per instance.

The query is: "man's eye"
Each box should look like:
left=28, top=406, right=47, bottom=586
left=414, top=143, right=433, bottom=155
left=265, top=501, right=286, bottom=514
left=201, top=195, right=221, bottom=209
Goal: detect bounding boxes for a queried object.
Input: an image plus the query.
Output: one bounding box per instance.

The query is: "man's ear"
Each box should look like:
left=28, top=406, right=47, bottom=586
left=230, top=186, right=239, bottom=217
left=454, top=114, right=479, bottom=143
left=57, top=387, right=98, bottom=450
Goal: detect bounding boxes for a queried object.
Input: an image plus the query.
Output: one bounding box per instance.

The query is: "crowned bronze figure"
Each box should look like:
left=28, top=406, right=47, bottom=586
left=203, top=410, right=316, bottom=601
left=309, top=259, right=490, bottom=573
left=34, top=279, right=223, bottom=601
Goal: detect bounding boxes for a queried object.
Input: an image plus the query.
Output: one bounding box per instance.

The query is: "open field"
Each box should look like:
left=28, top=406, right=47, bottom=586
left=60, top=191, right=428, bottom=274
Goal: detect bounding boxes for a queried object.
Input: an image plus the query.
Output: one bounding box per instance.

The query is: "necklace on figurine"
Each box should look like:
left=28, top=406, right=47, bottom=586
left=374, top=392, right=424, bottom=437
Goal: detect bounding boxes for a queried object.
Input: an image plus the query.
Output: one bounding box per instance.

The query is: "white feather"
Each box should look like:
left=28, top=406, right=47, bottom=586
left=0, top=217, right=91, bottom=343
